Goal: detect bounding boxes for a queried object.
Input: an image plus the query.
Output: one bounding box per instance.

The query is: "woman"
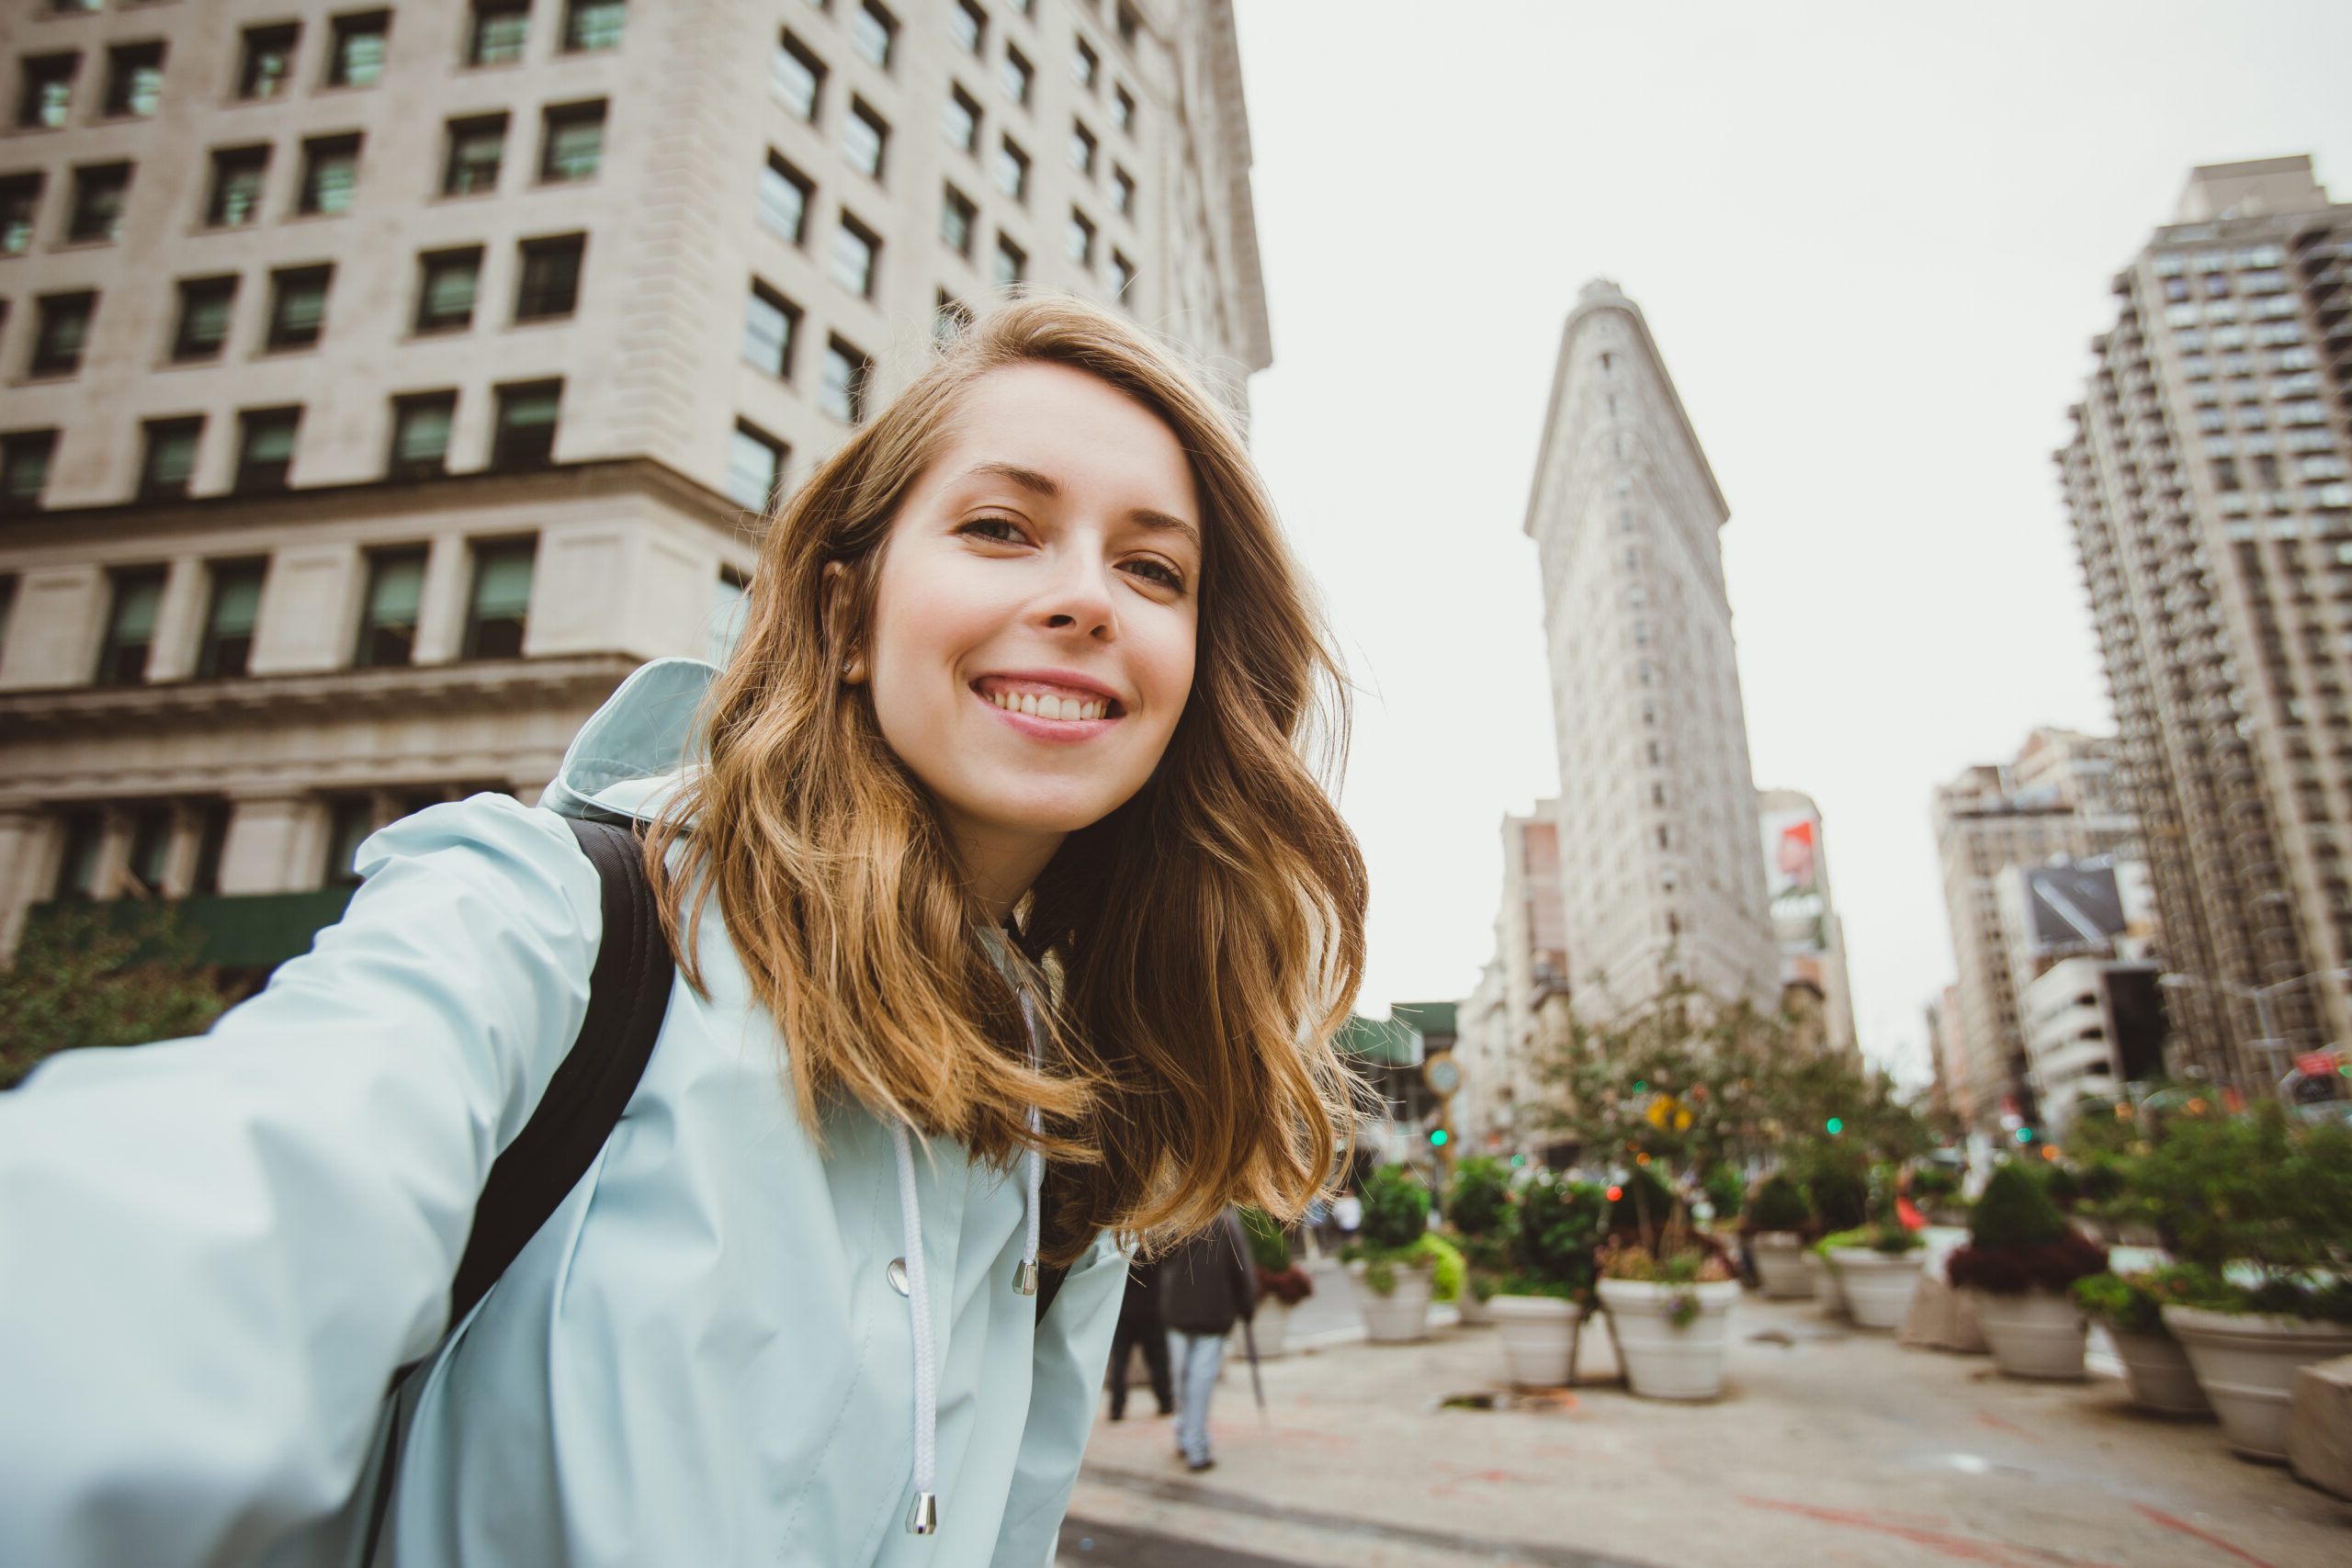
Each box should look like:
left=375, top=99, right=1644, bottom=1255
left=0, top=299, right=1366, bottom=1566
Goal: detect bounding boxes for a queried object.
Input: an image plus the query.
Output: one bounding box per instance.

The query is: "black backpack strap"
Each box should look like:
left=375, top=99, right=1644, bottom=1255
left=445, top=817, right=676, bottom=1328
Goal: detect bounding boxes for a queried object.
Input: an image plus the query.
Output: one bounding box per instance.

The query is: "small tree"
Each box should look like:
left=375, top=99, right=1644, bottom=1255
left=1, top=906, right=231, bottom=1089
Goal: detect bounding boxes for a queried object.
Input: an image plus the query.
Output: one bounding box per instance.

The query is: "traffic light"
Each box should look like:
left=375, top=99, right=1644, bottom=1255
left=1825, top=1117, right=1843, bottom=1135
left=2013, top=1125, right=2035, bottom=1145
left=1429, top=1128, right=1449, bottom=1147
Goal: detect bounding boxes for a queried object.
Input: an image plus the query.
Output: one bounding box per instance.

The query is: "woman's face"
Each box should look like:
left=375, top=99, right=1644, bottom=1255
left=862, top=361, right=1201, bottom=891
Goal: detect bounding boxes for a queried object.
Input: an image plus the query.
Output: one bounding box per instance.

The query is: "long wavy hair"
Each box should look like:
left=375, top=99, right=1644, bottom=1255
left=647, top=297, right=1367, bottom=1261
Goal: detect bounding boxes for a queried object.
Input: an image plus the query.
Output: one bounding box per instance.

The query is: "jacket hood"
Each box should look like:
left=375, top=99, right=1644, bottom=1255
left=539, top=657, right=718, bottom=825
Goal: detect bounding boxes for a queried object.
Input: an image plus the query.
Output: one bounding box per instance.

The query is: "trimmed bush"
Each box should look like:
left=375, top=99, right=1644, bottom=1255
left=1357, top=1163, right=1430, bottom=1252
left=1746, top=1174, right=1811, bottom=1234
left=1447, top=1156, right=1513, bottom=1238
left=1804, top=1160, right=1869, bottom=1232
left=1511, top=1170, right=1609, bottom=1303
left=1702, top=1163, right=1745, bottom=1221
left=1239, top=1207, right=1290, bottom=1271
left=1949, top=1164, right=2104, bottom=1294
left=1970, top=1164, right=2074, bottom=1249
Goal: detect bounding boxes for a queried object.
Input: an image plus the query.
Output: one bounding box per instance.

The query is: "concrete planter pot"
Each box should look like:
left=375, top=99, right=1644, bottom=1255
left=1829, top=1249, right=1924, bottom=1332
left=1346, top=1260, right=1433, bottom=1344
left=1968, top=1290, right=2086, bottom=1380
left=1802, top=1249, right=1846, bottom=1316
left=1250, top=1298, right=1293, bottom=1359
left=1453, top=1288, right=1495, bottom=1325
left=2164, top=1305, right=2352, bottom=1461
left=2110, top=1327, right=2212, bottom=1417
left=1751, top=1233, right=1815, bottom=1299
left=1490, top=1294, right=1581, bottom=1385
left=1597, top=1279, right=1740, bottom=1401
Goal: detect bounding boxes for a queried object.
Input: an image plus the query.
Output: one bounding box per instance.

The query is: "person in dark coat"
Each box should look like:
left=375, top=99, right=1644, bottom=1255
left=1157, top=1207, right=1257, bottom=1472
left=1106, top=1258, right=1173, bottom=1420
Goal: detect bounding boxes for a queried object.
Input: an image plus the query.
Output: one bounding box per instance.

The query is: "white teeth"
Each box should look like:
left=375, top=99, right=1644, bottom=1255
left=982, top=687, right=1112, bottom=719
left=1019, top=694, right=1038, bottom=716
left=1082, top=701, right=1102, bottom=721
left=1041, top=694, right=1065, bottom=721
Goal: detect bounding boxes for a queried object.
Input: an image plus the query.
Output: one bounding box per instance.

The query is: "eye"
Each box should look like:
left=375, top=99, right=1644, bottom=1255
left=956, top=514, right=1030, bottom=547
left=1121, top=555, right=1188, bottom=592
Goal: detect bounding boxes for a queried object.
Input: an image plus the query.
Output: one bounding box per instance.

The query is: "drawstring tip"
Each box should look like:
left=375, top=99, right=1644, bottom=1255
left=906, top=1491, right=939, bottom=1534
left=1012, top=1258, right=1040, bottom=1296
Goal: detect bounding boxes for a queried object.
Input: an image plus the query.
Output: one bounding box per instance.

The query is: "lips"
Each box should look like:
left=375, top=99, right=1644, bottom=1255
left=971, top=671, right=1125, bottom=729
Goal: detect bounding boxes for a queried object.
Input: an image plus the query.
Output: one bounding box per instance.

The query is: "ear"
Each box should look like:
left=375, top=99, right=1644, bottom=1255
left=822, top=562, right=865, bottom=683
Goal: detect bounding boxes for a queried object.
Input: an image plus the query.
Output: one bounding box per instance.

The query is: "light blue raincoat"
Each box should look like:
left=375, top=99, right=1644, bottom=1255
left=0, top=659, right=1128, bottom=1568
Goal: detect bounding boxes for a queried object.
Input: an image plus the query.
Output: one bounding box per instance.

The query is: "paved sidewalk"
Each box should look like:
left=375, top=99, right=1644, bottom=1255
left=1062, top=1292, right=2352, bottom=1568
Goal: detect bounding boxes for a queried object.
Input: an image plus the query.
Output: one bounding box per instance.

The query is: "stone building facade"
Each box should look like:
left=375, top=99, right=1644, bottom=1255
left=1523, top=278, right=1778, bottom=1022
left=2055, top=155, right=2352, bottom=1089
left=0, top=0, right=1268, bottom=962
left=1452, top=805, right=1570, bottom=1156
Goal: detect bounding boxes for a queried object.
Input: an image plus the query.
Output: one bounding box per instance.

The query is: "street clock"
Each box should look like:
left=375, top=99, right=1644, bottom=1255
left=1424, top=1053, right=1462, bottom=1097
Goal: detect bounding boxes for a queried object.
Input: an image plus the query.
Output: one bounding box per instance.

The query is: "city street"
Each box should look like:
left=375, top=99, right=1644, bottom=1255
left=1058, top=1259, right=2352, bottom=1568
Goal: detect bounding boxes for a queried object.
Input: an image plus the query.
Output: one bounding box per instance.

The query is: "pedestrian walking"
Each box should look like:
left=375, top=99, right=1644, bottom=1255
left=1106, top=1258, right=1174, bottom=1420
left=0, top=299, right=1371, bottom=1568
left=1159, top=1206, right=1260, bottom=1472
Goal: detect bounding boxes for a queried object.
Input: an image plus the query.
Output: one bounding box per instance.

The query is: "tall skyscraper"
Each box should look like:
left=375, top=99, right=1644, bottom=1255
left=0, top=0, right=1269, bottom=963
left=1453, top=805, right=1569, bottom=1156
left=2056, top=155, right=2352, bottom=1089
left=1931, top=729, right=2139, bottom=1131
left=1525, top=279, right=1778, bottom=1021
left=1757, top=786, right=1856, bottom=1055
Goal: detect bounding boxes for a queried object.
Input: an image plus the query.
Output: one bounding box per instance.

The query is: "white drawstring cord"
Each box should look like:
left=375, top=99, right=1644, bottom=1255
left=889, top=1124, right=940, bottom=1535
left=1014, top=989, right=1044, bottom=1296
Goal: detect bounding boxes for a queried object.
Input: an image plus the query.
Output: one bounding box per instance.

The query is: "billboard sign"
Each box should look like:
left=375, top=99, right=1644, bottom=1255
left=1761, top=807, right=1827, bottom=960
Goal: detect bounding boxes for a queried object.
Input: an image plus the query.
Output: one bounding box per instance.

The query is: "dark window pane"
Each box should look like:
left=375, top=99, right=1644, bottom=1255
left=239, top=25, right=299, bottom=100
left=852, top=2, right=897, bottom=70
left=414, top=249, right=481, bottom=333
left=539, top=102, right=605, bottom=182
left=950, top=0, right=985, bottom=53
left=995, top=138, right=1027, bottom=200
left=758, top=154, right=811, bottom=243
left=126, top=806, right=175, bottom=896
left=300, top=136, right=360, bottom=215
left=843, top=100, right=888, bottom=180
left=267, top=266, right=333, bottom=349
left=198, top=560, right=265, bottom=678
left=139, top=417, right=203, bottom=502
left=1, top=432, right=59, bottom=513
left=940, top=184, right=974, bottom=256
left=463, top=541, right=536, bottom=660
left=492, top=381, right=561, bottom=470
left=355, top=550, right=425, bottom=666
left=0, top=174, right=41, bottom=254
left=54, top=813, right=105, bottom=898
left=173, top=276, right=237, bottom=361
left=992, top=233, right=1024, bottom=289
left=17, top=54, right=79, bottom=131
left=235, top=408, right=300, bottom=492
left=564, top=0, right=627, bottom=52
left=514, top=234, right=585, bottom=320
left=831, top=216, right=876, bottom=298
left=725, top=423, right=783, bottom=510
left=98, top=569, right=165, bottom=685
left=944, top=85, right=980, bottom=153
left=443, top=115, right=506, bottom=196
left=67, top=163, right=130, bottom=243
left=191, top=804, right=230, bottom=896
left=771, top=35, right=823, bottom=122
left=330, top=13, right=390, bottom=88
left=206, top=146, right=268, bottom=227
left=820, top=337, right=869, bottom=424
left=469, top=2, right=529, bottom=66
left=103, top=42, right=165, bottom=119
left=325, top=799, right=373, bottom=886
left=743, top=283, right=798, bottom=377
left=390, top=393, right=456, bottom=479
left=31, top=293, right=96, bottom=377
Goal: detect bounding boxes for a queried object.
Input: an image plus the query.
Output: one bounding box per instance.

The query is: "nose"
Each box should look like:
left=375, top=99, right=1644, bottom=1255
left=1034, top=534, right=1118, bottom=640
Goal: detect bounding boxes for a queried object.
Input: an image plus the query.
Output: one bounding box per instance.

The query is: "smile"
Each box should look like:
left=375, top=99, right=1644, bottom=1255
left=972, top=673, right=1124, bottom=728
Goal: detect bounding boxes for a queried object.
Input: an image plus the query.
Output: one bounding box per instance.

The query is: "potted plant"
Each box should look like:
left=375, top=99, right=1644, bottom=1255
left=1945, top=1164, right=2109, bottom=1380
left=2126, top=1106, right=2352, bottom=1461
left=1595, top=1234, right=1739, bottom=1400
left=1799, top=1150, right=1870, bottom=1316
left=1240, top=1208, right=1313, bottom=1359
left=1743, top=1174, right=1815, bottom=1299
left=1341, top=1164, right=1462, bottom=1342
left=1825, top=1221, right=1925, bottom=1331
left=1444, top=1156, right=1515, bottom=1326
left=2071, top=1269, right=2212, bottom=1416
left=1908, top=1162, right=1966, bottom=1227
left=1489, top=1170, right=1606, bottom=1386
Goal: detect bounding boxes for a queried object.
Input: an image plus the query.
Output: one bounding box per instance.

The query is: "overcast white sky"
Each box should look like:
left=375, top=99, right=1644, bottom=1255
left=1227, top=1, right=2352, bottom=1083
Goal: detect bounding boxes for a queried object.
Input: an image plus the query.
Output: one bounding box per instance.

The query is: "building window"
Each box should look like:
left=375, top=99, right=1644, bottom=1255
left=707, top=569, right=749, bottom=666
left=992, top=232, right=1024, bottom=289
left=138, top=417, right=202, bottom=502
left=820, top=336, right=869, bottom=423
left=52, top=811, right=104, bottom=899
left=467, top=2, right=529, bottom=67
left=1, top=173, right=40, bottom=254
left=17, top=53, right=78, bottom=130
left=1109, top=249, right=1134, bottom=303
left=443, top=114, right=507, bottom=196
left=413, top=248, right=481, bottom=333
left=96, top=568, right=166, bottom=686
left=355, top=549, right=425, bottom=667
left=390, top=391, right=456, bottom=479
left=1112, top=164, right=1134, bottom=216
left=206, top=145, right=268, bottom=227
left=1069, top=119, right=1096, bottom=175
left=266, top=265, right=333, bottom=350
left=995, top=136, right=1028, bottom=200
left=463, top=540, right=537, bottom=660
left=944, top=83, right=981, bottom=153
left=197, top=559, right=265, bottom=679
left=843, top=98, right=889, bottom=180
left=1001, top=46, right=1032, bottom=106
left=30, top=292, right=96, bottom=378
left=66, top=162, right=130, bottom=243
left=934, top=288, right=973, bottom=344
left=772, top=34, right=825, bottom=122
left=949, top=0, right=986, bottom=53
left=514, top=233, right=586, bottom=320
left=0, top=432, right=57, bottom=513
left=102, top=41, right=165, bottom=120
left=940, top=182, right=975, bottom=256
left=235, top=407, right=300, bottom=492
left=742, top=280, right=800, bottom=377
left=492, top=380, right=561, bottom=470
left=1114, top=3, right=1140, bottom=46
left=1073, top=38, right=1099, bottom=90
left=851, top=1, right=897, bottom=70
left=725, top=421, right=786, bottom=510
left=563, top=0, right=628, bottom=53
left=1112, top=84, right=1133, bottom=132
left=1066, top=208, right=1093, bottom=266
left=831, top=212, right=879, bottom=298
left=539, top=101, right=605, bottom=182
left=325, top=799, right=374, bottom=886
left=327, top=12, right=390, bottom=89
left=172, top=276, right=237, bottom=361
left=299, top=134, right=361, bottom=216
left=758, top=153, right=813, bottom=243
left=238, top=24, right=299, bottom=99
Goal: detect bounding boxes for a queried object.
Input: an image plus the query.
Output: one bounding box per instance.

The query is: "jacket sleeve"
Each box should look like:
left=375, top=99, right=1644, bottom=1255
left=991, top=1231, right=1128, bottom=1568
left=0, top=795, right=601, bottom=1568
left=1226, top=1211, right=1260, bottom=1322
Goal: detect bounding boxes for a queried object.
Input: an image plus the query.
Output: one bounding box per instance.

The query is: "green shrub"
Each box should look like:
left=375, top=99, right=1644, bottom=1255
left=1702, top=1163, right=1745, bottom=1221
left=1358, top=1163, right=1430, bottom=1252
left=2040, top=1162, right=2082, bottom=1212
left=1512, top=1170, right=1608, bottom=1302
left=1446, top=1156, right=1513, bottom=1238
left=1969, top=1164, right=2074, bottom=1249
left=1422, top=1233, right=1464, bottom=1303
left=1908, top=1164, right=1959, bottom=1201
left=1803, top=1156, right=1870, bottom=1232
left=1747, top=1174, right=1811, bottom=1233
left=1239, top=1207, right=1289, bottom=1271
left=2069, top=1265, right=2220, bottom=1337
left=1610, top=1164, right=1677, bottom=1233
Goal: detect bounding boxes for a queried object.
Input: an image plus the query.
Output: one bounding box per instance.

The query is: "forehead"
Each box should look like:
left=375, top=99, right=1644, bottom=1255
left=934, top=361, right=1200, bottom=523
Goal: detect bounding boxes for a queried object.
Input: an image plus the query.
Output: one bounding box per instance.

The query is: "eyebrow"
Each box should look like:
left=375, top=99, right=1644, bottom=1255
left=963, top=461, right=1202, bottom=550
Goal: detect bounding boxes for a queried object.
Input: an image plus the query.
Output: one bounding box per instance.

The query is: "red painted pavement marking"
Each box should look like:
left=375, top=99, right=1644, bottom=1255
left=1973, top=1411, right=2040, bottom=1441
left=1736, top=1495, right=2123, bottom=1568
left=2132, top=1505, right=2278, bottom=1568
